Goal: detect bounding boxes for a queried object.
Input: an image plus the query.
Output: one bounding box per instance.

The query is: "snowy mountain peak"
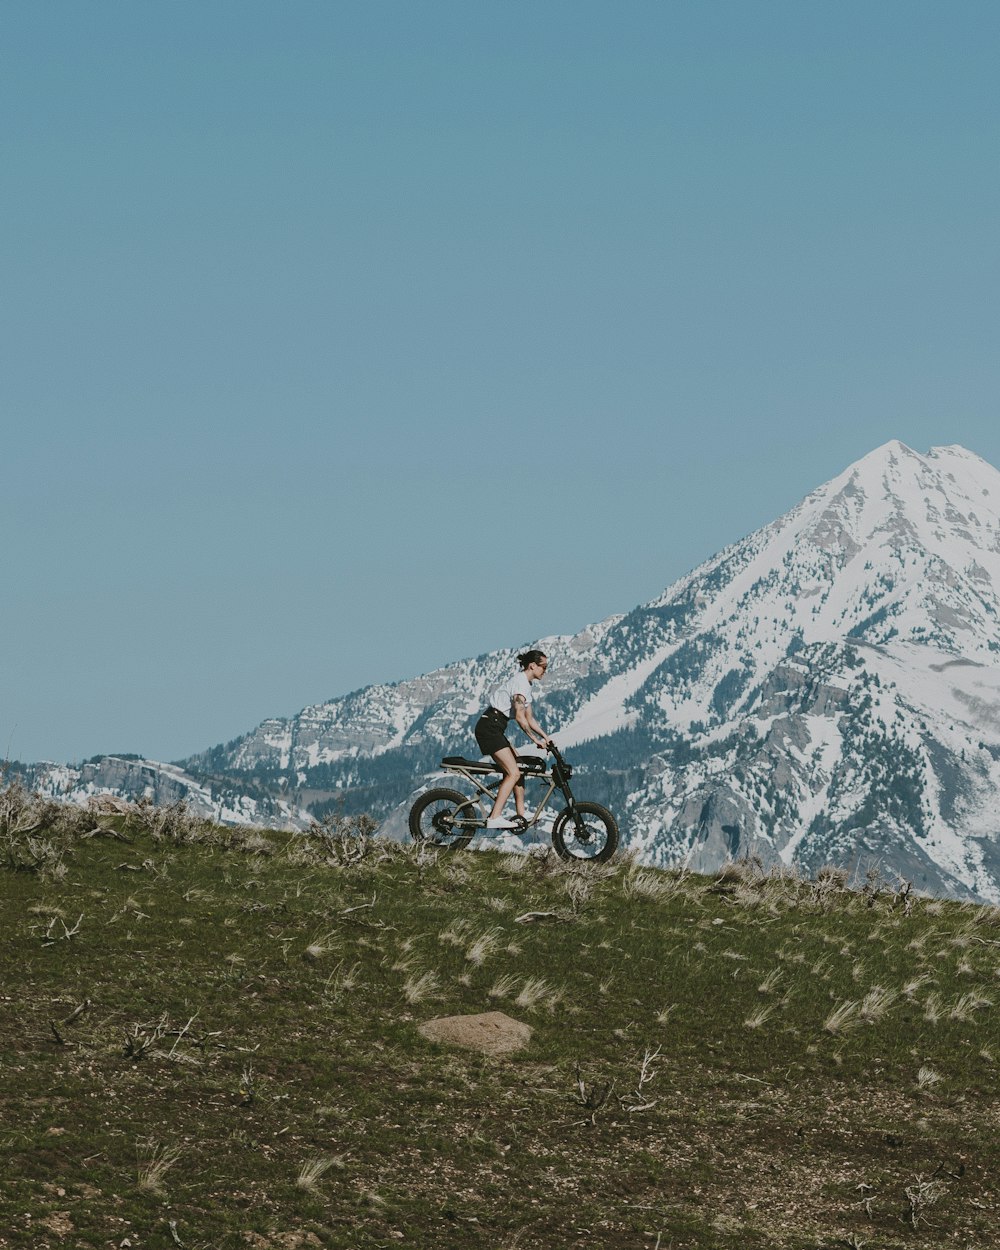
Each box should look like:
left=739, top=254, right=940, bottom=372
left=598, top=440, right=1000, bottom=898
left=662, top=441, right=1000, bottom=676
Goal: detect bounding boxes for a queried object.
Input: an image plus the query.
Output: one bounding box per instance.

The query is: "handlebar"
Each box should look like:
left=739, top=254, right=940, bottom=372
left=545, top=741, right=573, bottom=782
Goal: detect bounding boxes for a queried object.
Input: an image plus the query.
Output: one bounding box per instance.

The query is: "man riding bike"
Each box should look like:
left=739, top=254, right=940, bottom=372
left=473, top=649, right=552, bottom=830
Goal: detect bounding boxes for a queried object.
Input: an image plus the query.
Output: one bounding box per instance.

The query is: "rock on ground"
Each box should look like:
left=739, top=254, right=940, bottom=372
left=417, top=1010, right=532, bottom=1056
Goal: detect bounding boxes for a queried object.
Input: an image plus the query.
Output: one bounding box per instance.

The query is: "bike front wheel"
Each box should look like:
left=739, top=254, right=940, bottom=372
left=408, top=787, right=479, bottom=851
left=551, top=801, right=619, bottom=863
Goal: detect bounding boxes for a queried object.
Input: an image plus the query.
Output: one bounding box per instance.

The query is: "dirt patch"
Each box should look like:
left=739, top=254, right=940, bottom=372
left=39, top=1212, right=74, bottom=1238
left=243, top=1234, right=322, bottom=1249
left=418, top=1011, right=532, bottom=1056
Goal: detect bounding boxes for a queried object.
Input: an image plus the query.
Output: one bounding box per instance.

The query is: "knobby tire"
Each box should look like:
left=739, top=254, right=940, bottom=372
left=408, top=787, right=477, bottom=851
left=551, top=800, right=618, bottom=863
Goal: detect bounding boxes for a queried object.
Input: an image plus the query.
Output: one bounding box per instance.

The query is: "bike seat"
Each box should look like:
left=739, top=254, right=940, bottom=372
left=441, top=754, right=547, bottom=775
left=442, top=756, right=498, bottom=773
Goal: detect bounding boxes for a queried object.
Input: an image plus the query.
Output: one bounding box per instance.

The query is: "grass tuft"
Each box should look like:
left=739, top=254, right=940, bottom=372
left=296, top=1155, right=343, bottom=1191
left=858, top=984, right=897, bottom=1023
left=743, top=1004, right=774, bottom=1030
left=514, top=976, right=558, bottom=1011
left=824, top=998, right=861, bottom=1035
left=136, top=1140, right=182, bottom=1196
left=402, top=970, right=440, bottom=1005
left=465, top=926, right=503, bottom=966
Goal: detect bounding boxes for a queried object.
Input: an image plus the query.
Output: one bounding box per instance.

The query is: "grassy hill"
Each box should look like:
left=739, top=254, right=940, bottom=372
left=2, top=782, right=999, bottom=1249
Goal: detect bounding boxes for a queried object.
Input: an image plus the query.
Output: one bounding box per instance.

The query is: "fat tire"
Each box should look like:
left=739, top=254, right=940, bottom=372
left=408, top=787, right=477, bottom=851
left=551, top=800, right=619, bottom=863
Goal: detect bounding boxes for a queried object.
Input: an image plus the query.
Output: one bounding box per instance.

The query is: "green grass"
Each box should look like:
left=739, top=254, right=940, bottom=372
left=2, top=785, right=1000, bottom=1248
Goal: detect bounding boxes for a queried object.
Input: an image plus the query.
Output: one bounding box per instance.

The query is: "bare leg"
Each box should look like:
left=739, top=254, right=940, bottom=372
left=489, top=746, right=522, bottom=820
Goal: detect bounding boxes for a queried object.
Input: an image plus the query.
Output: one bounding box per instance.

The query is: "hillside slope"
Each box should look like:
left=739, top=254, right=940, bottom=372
left=1, top=798, right=999, bottom=1248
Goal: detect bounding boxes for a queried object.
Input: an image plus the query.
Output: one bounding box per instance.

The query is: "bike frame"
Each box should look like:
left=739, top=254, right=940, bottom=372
left=439, top=751, right=577, bottom=830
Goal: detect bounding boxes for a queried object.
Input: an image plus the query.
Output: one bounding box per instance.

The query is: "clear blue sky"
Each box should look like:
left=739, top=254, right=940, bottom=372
left=3, top=1, right=1000, bottom=764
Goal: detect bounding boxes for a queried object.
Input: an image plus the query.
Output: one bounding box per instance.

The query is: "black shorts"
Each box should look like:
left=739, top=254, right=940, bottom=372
left=474, top=708, right=511, bottom=757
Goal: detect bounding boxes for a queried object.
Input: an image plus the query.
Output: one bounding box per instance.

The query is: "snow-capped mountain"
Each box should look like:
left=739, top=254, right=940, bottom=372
left=25, top=441, right=1000, bottom=900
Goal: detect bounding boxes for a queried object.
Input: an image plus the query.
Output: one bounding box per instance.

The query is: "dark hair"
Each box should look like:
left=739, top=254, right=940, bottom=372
left=517, top=649, right=547, bottom=669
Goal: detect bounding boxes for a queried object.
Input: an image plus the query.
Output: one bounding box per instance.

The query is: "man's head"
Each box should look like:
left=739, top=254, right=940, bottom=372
left=518, top=649, right=548, bottom=677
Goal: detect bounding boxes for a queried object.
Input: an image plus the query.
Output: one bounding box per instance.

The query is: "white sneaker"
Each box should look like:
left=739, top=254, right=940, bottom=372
left=486, top=817, right=516, bottom=830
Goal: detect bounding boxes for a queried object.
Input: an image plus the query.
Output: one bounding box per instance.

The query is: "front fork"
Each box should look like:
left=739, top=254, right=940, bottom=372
left=557, top=783, right=584, bottom=831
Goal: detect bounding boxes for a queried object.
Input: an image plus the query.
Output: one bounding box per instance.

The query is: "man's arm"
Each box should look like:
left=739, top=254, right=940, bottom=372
left=513, top=694, right=550, bottom=748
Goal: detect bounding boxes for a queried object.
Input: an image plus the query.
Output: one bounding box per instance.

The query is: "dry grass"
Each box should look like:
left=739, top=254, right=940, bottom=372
left=136, top=1141, right=182, bottom=1196
left=488, top=973, right=518, bottom=1001
left=923, top=991, right=945, bottom=1024
left=824, top=998, right=861, bottom=1035
left=858, top=984, right=897, bottom=1023
left=514, top=976, right=559, bottom=1011
left=622, top=867, right=682, bottom=900
left=296, top=1155, right=343, bottom=1192
left=402, top=970, right=440, bottom=1004
left=465, top=926, right=503, bottom=966
left=743, top=1004, right=775, bottom=1030
left=949, top=990, right=993, bottom=1021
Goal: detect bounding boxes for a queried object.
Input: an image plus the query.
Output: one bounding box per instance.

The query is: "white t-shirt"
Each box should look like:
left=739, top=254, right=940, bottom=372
left=487, top=671, right=533, bottom=718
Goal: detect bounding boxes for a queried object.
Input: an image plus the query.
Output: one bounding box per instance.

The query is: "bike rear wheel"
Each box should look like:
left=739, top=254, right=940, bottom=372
left=408, top=787, right=479, bottom=851
left=551, top=801, right=618, bottom=863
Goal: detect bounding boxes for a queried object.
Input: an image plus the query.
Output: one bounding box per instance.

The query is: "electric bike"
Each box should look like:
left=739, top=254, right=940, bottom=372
left=408, top=743, right=618, bottom=863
